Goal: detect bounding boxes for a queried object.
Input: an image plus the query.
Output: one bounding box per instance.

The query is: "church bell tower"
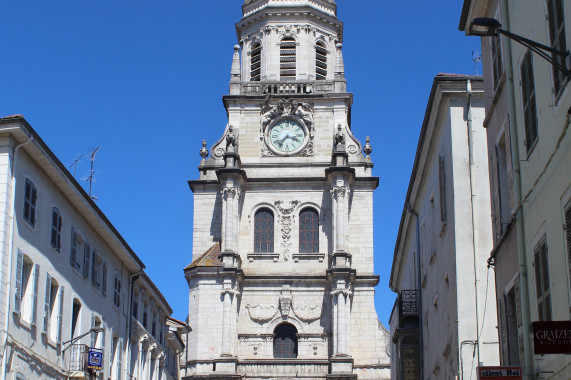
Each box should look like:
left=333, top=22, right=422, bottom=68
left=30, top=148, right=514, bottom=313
left=183, top=1, right=391, bottom=379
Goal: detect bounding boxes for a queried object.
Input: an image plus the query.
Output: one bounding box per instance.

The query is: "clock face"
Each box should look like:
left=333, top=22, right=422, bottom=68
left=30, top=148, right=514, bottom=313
left=268, top=119, right=306, bottom=153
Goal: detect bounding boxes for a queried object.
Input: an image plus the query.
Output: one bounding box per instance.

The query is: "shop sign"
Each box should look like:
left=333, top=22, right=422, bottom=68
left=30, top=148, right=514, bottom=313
left=87, top=347, right=103, bottom=370
left=478, top=366, right=522, bottom=379
left=532, top=320, right=571, bottom=354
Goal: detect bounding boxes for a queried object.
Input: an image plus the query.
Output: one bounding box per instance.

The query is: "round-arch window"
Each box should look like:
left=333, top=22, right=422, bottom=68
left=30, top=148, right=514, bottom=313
left=254, top=208, right=274, bottom=253
left=299, top=208, right=319, bottom=253
left=273, top=323, right=298, bottom=358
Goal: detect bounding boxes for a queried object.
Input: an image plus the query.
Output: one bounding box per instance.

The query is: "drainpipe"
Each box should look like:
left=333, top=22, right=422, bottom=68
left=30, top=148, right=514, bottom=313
left=466, top=80, right=482, bottom=367
left=126, top=269, right=144, bottom=379
left=0, top=133, right=33, bottom=380
left=500, top=0, right=533, bottom=377
left=406, top=203, right=423, bottom=380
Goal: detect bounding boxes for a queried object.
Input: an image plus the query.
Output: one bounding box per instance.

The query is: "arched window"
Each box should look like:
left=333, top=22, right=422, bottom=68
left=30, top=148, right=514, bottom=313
left=23, top=178, right=37, bottom=226
left=254, top=208, right=274, bottom=253
left=315, top=41, right=327, bottom=80
left=250, top=42, right=262, bottom=81
left=280, top=37, right=296, bottom=80
left=273, top=323, right=298, bottom=358
left=299, top=208, right=319, bottom=253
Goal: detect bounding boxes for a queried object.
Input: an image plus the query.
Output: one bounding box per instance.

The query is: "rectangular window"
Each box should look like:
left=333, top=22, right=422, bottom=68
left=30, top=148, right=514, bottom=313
left=143, top=306, right=148, bottom=328
left=113, top=275, right=121, bottom=308
left=491, top=35, right=503, bottom=90
left=534, top=236, right=552, bottom=321
left=132, top=295, right=138, bottom=319
left=43, top=276, right=63, bottom=342
left=547, top=0, right=567, bottom=98
left=438, top=155, right=447, bottom=222
left=520, top=50, right=538, bottom=154
left=499, top=287, right=520, bottom=366
left=23, top=179, right=37, bottom=227
left=495, top=134, right=511, bottom=233
left=91, top=252, right=106, bottom=294
left=71, top=299, right=81, bottom=338
left=50, top=207, right=62, bottom=251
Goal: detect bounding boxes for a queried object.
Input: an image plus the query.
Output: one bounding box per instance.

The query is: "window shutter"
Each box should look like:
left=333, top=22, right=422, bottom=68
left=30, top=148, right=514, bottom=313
left=521, top=51, right=538, bottom=152
left=438, top=155, right=447, bottom=222
left=117, top=339, right=123, bottom=380
left=498, top=297, right=508, bottom=363
left=109, top=332, right=114, bottom=374
left=90, top=314, right=96, bottom=347
left=92, top=252, right=98, bottom=287
left=534, top=237, right=552, bottom=321
left=83, top=242, right=91, bottom=279
left=31, top=264, right=40, bottom=326
left=14, top=251, right=23, bottom=315
left=70, top=229, right=78, bottom=267
left=57, top=286, right=64, bottom=343
left=102, top=262, right=107, bottom=296
left=43, top=273, right=52, bottom=334
left=514, top=276, right=525, bottom=375
left=565, top=202, right=571, bottom=279
left=101, top=322, right=106, bottom=373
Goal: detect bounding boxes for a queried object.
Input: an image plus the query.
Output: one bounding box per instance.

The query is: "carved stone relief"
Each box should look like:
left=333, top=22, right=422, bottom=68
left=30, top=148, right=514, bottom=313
left=245, top=304, right=278, bottom=323
left=274, top=200, right=299, bottom=261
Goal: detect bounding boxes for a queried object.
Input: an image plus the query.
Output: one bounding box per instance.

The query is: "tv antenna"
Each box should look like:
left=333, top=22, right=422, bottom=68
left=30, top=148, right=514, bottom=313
left=68, top=153, right=85, bottom=178
left=82, top=147, right=100, bottom=200
left=472, top=50, right=482, bottom=76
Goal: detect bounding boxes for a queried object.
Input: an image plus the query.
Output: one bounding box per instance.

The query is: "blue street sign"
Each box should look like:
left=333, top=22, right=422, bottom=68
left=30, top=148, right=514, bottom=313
left=87, top=347, right=103, bottom=370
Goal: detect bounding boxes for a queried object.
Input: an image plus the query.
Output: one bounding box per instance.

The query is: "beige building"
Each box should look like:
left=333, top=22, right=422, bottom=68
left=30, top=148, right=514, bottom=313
left=460, top=0, right=571, bottom=378
left=389, top=75, right=499, bottom=380
left=0, top=115, right=185, bottom=380
left=182, top=1, right=390, bottom=379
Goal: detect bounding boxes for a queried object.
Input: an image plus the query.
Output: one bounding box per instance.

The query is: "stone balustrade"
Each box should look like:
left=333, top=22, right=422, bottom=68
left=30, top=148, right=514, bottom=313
left=238, top=359, right=329, bottom=377
left=241, top=81, right=335, bottom=95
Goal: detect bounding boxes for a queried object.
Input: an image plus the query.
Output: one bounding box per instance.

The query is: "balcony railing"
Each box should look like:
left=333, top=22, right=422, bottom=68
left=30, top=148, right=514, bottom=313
left=68, top=344, right=89, bottom=372
left=241, top=81, right=335, bottom=95
left=238, top=360, right=329, bottom=378
left=400, top=290, right=419, bottom=318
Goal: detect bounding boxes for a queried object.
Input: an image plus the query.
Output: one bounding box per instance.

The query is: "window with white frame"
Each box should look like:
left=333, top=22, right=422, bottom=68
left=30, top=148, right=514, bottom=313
left=71, top=298, right=81, bottom=338
left=547, top=0, right=567, bottom=98
left=43, top=274, right=64, bottom=343
left=23, top=179, right=37, bottom=227
left=534, top=236, right=552, bottom=321
left=70, top=229, right=91, bottom=279
left=15, top=252, right=39, bottom=325
left=50, top=207, right=63, bottom=251
left=113, top=273, right=121, bottom=308
left=520, top=50, right=538, bottom=154
left=91, top=251, right=107, bottom=295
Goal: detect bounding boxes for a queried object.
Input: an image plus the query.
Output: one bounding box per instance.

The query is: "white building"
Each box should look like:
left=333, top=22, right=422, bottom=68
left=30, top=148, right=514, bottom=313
left=0, top=115, right=185, bottom=380
left=460, top=0, right=571, bottom=378
left=182, top=1, right=390, bottom=379
left=389, top=75, right=499, bottom=379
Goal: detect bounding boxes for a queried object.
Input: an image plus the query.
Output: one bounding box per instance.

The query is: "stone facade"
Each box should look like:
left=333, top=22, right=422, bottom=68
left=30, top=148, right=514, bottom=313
left=389, top=75, right=499, bottom=379
left=183, top=1, right=390, bottom=379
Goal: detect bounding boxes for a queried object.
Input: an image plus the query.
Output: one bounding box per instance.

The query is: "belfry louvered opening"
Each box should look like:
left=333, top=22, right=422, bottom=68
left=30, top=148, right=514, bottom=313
left=250, top=42, right=262, bottom=81
left=280, top=37, right=296, bottom=80
left=315, top=41, right=327, bottom=80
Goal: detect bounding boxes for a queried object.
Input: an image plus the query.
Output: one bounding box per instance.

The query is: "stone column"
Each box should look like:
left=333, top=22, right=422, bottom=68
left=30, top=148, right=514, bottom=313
left=221, top=287, right=232, bottom=355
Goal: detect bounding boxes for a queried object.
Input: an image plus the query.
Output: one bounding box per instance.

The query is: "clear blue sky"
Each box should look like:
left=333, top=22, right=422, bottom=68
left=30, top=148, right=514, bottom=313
left=0, top=1, right=480, bottom=326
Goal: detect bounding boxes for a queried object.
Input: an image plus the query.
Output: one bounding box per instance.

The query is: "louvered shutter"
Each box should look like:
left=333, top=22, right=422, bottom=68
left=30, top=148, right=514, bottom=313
left=438, top=155, right=447, bottom=222
left=102, top=262, right=107, bottom=296
left=43, top=273, right=52, bottom=334
left=109, top=332, right=114, bottom=375
left=117, top=339, right=123, bottom=380
left=101, top=323, right=106, bottom=372
left=514, top=276, right=525, bottom=375
left=83, top=242, right=91, bottom=279
left=520, top=51, right=537, bottom=152
left=14, top=251, right=23, bottom=315
left=92, top=252, right=98, bottom=287
left=70, top=229, right=78, bottom=267
left=534, top=237, right=552, bottom=321
left=31, top=264, right=40, bottom=326
left=498, top=297, right=508, bottom=363
left=566, top=202, right=571, bottom=279
left=90, top=314, right=96, bottom=347
left=57, top=286, right=64, bottom=343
